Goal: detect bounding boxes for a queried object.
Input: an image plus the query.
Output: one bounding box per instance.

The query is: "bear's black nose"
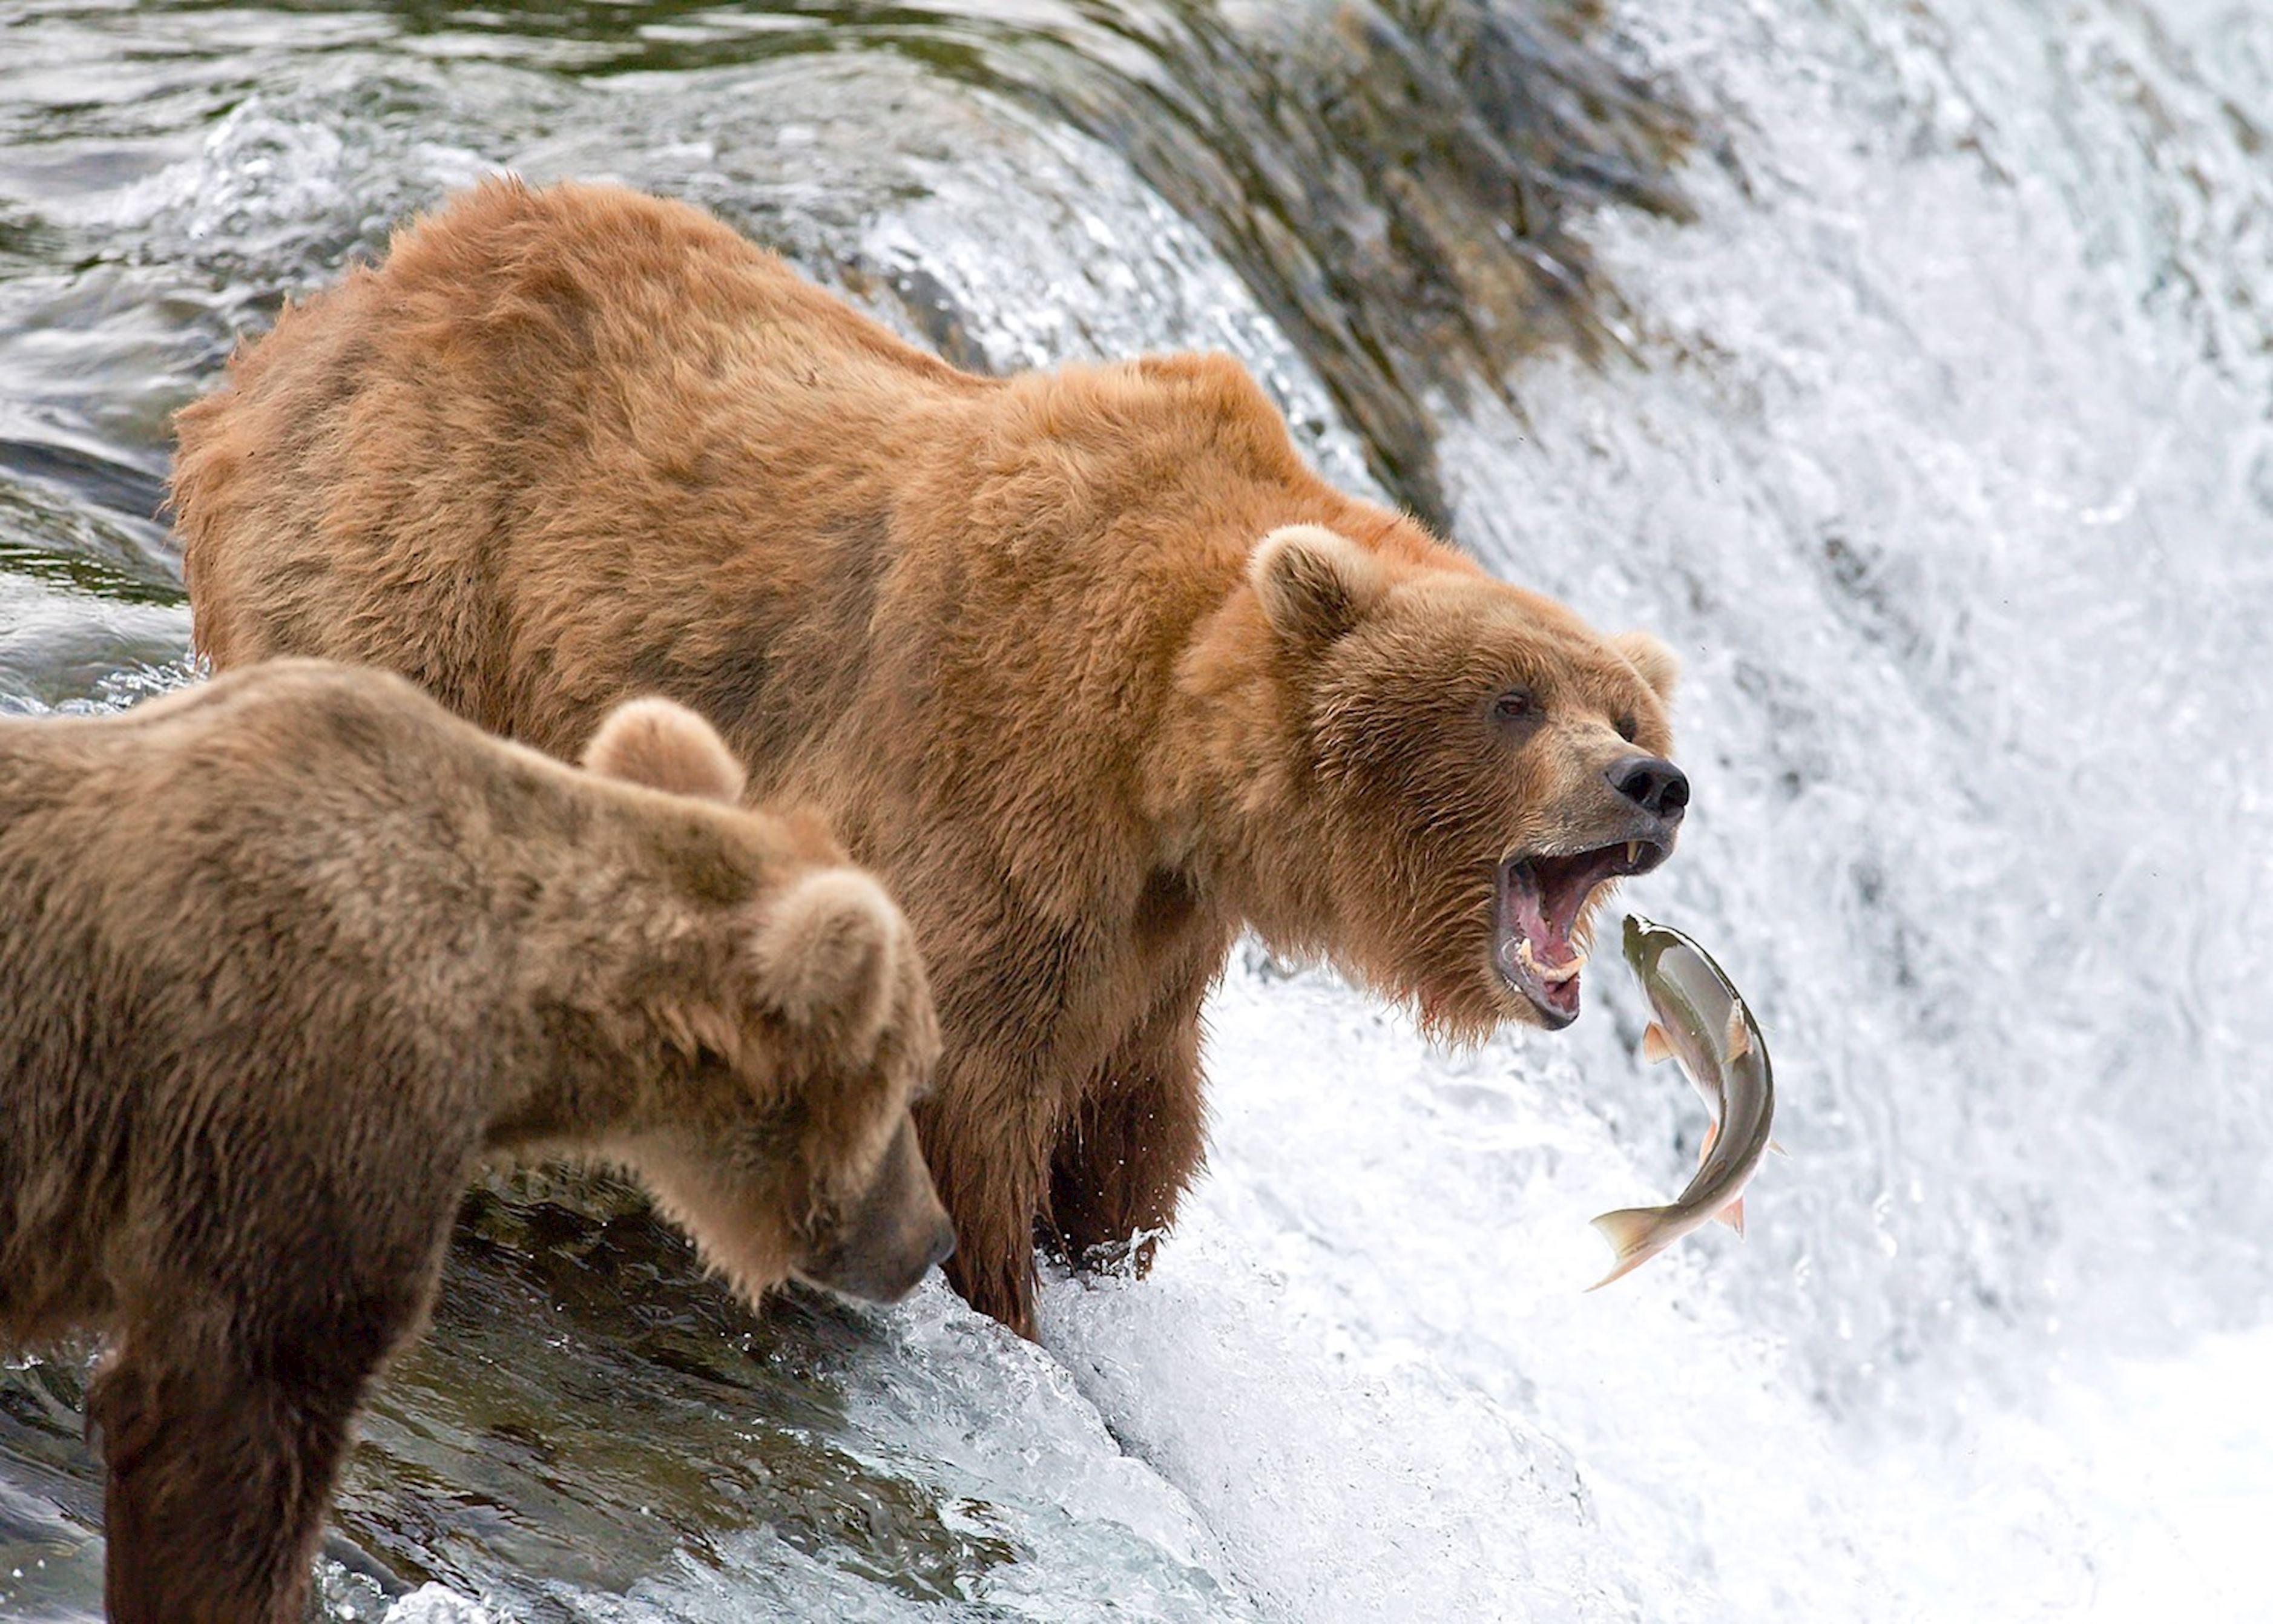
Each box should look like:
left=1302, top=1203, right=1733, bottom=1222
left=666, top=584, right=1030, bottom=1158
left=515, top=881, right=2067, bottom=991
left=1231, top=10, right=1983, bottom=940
left=926, top=1217, right=958, bottom=1272
left=1607, top=755, right=1689, bottom=820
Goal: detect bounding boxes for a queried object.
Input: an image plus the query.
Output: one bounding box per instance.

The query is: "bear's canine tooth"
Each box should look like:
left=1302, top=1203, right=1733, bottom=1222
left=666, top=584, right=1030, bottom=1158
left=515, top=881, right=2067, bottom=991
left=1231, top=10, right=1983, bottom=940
left=1514, top=937, right=1586, bottom=984
left=1627, top=840, right=1640, bottom=866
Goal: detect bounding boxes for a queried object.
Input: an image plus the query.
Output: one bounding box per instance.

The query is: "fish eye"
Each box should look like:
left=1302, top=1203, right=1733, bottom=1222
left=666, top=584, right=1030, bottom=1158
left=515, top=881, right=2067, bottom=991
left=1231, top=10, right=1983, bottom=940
left=1614, top=714, right=1638, bottom=742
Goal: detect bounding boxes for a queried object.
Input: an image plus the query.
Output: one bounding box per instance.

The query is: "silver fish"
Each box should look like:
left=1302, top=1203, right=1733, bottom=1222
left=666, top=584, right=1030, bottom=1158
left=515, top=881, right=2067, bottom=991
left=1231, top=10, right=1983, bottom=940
left=1588, top=913, right=1776, bottom=1290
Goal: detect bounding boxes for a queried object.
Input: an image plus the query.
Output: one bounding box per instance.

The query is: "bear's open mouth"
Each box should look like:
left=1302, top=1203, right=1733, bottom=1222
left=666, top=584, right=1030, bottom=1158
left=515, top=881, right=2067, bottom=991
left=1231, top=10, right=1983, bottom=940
left=1494, top=840, right=1671, bottom=1029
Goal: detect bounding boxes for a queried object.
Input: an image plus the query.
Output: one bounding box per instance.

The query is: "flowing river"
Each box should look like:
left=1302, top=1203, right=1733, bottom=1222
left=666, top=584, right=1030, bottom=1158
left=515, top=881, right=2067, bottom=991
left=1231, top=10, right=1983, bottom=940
left=4, top=0, right=2272, bottom=1617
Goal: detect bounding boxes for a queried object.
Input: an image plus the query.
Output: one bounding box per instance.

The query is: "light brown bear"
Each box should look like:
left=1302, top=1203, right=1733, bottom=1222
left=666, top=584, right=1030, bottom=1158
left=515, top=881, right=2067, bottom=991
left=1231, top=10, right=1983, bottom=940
left=173, top=179, right=1689, bottom=1337
left=0, top=660, right=952, bottom=1624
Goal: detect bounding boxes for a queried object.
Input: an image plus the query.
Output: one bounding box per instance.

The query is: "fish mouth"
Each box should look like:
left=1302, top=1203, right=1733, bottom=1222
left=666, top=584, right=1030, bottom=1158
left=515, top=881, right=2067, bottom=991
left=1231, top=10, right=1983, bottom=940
left=1494, top=838, right=1672, bottom=1029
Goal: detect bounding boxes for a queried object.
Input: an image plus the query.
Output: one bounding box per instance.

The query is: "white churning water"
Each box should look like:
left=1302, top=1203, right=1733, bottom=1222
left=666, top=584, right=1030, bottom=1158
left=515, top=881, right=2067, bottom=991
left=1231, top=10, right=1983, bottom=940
left=2, top=0, right=2269, bottom=1616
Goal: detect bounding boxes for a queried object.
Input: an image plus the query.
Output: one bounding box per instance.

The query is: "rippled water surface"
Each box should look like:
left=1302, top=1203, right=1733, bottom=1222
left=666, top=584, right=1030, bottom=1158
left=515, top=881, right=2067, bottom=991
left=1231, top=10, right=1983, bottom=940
left=5, top=0, right=2273, bottom=1617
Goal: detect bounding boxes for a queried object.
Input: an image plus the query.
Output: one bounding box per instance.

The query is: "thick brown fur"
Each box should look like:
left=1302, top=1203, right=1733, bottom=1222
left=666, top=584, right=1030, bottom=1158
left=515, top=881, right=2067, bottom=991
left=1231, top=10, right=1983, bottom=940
left=173, top=179, right=1685, bottom=1336
left=0, top=662, right=948, bottom=1624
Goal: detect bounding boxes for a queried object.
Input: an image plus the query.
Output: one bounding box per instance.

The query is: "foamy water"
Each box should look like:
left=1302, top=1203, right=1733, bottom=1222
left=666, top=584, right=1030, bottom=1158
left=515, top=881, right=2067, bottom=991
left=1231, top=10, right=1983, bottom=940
left=2, top=0, right=2270, bottom=1617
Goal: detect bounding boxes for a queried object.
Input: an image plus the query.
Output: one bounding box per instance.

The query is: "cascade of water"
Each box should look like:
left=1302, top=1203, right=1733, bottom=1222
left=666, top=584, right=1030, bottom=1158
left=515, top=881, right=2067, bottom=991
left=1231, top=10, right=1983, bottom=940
left=2, top=0, right=2269, bottom=1617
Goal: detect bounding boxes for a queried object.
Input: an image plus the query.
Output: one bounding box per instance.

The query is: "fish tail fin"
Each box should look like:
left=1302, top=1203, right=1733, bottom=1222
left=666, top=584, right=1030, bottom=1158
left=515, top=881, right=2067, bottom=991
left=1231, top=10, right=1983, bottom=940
left=1716, top=1196, right=1746, bottom=1235
left=1587, top=1207, right=1665, bottom=1291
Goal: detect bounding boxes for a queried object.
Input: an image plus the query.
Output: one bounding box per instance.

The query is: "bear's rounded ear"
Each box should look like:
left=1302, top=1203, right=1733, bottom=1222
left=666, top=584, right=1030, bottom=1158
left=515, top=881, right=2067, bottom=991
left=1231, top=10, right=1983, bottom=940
left=1249, top=525, right=1388, bottom=647
left=1611, top=631, right=1679, bottom=703
left=583, top=697, right=747, bottom=804
left=748, top=868, right=907, bottom=1057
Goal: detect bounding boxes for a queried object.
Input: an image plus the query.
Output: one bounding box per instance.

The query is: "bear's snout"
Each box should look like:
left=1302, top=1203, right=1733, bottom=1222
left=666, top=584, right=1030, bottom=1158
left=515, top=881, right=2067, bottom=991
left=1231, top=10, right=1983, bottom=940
left=1605, top=755, right=1689, bottom=824
left=797, top=1116, right=955, bottom=1304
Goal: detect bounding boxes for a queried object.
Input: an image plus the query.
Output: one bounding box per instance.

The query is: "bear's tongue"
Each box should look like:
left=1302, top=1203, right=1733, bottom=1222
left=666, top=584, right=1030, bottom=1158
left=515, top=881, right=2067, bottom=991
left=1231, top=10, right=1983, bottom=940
left=1495, top=853, right=1611, bottom=1027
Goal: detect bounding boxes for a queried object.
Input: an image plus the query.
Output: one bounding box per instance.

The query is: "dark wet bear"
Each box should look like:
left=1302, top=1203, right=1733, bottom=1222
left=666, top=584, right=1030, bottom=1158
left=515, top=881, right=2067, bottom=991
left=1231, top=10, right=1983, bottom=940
left=0, top=662, right=950, bottom=1624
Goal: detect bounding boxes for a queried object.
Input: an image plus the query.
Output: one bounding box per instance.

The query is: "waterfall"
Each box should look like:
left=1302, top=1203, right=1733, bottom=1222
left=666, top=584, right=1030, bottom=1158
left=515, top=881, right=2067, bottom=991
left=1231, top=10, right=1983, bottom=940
left=2, top=0, right=2268, bottom=1616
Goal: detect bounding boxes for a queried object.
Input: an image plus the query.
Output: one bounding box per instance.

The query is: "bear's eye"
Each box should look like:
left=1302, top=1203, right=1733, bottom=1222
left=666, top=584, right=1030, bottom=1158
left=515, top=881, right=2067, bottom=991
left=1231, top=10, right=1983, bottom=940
left=1614, top=714, right=1639, bottom=742
left=1493, top=689, right=1539, bottom=728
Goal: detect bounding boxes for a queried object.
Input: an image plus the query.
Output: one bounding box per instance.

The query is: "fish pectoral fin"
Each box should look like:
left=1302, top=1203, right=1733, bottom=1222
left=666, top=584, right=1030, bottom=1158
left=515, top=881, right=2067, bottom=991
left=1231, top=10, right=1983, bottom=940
left=1642, top=1022, right=1675, bottom=1065
left=1723, top=1005, right=1751, bottom=1064
left=1716, top=1196, right=1746, bottom=1235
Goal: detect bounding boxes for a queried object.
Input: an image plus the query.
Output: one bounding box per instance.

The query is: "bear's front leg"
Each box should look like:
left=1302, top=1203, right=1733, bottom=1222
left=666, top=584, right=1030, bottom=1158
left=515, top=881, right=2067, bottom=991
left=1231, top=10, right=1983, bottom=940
left=1048, top=995, right=1207, bottom=1274
left=90, top=1333, right=373, bottom=1624
left=88, top=1182, right=450, bottom=1624
left=918, top=1048, right=1065, bottom=1338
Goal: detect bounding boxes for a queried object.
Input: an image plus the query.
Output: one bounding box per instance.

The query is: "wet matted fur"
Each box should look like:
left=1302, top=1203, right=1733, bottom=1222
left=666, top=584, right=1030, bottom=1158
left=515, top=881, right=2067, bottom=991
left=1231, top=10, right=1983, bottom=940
left=173, top=180, right=1686, bottom=1335
left=0, top=661, right=948, bottom=1623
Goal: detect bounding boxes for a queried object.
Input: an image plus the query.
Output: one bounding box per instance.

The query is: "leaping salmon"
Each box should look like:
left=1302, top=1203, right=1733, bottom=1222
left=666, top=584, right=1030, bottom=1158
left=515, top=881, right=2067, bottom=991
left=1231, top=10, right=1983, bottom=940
left=1588, top=913, right=1777, bottom=1290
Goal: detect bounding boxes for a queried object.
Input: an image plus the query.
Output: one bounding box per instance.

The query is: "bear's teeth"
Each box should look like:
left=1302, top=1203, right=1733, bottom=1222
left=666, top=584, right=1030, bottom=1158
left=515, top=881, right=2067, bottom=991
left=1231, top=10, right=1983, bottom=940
left=1515, top=938, right=1587, bottom=983
left=1627, top=840, right=1641, bottom=867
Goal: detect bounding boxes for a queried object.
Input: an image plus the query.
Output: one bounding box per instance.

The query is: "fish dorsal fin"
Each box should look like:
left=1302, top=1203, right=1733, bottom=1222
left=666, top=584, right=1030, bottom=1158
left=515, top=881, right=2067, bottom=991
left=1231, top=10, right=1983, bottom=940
left=1642, top=1022, right=1675, bottom=1064
left=1723, top=1005, right=1751, bottom=1065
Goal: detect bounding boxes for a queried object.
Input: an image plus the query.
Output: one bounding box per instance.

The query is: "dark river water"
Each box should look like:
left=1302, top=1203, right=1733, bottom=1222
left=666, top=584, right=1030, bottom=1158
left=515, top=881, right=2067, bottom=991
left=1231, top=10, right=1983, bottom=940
left=8, top=0, right=2273, bottom=1617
